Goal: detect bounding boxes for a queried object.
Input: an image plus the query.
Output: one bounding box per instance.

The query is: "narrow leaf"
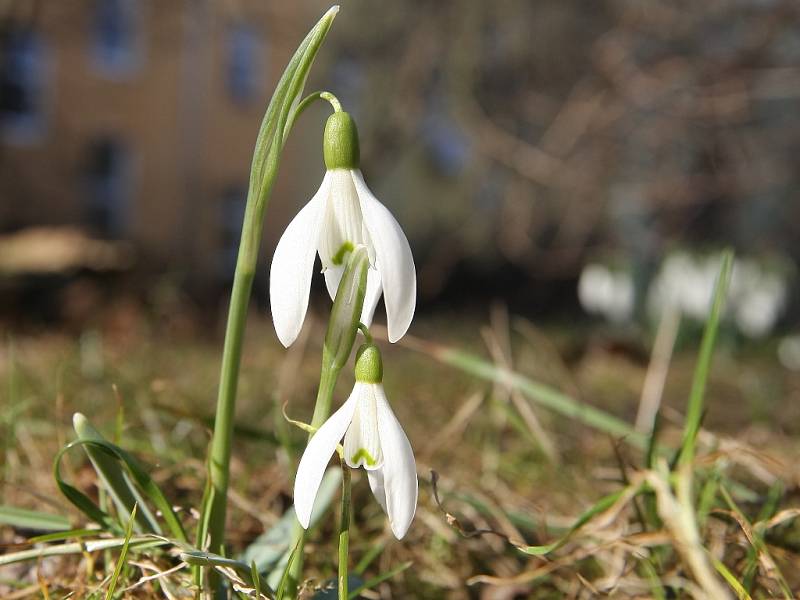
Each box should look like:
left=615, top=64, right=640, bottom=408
left=180, top=550, right=275, bottom=599
left=677, top=250, right=733, bottom=467
left=515, top=488, right=631, bottom=555
left=54, top=438, right=186, bottom=542
left=0, top=536, right=168, bottom=567
left=73, top=413, right=160, bottom=534
left=275, top=541, right=302, bottom=600
left=0, top=506, right=70, bottom=532
left=29, top=527, right=100, bottom=543
left=105, top=503, right=137, bottom=600
left=347, top=561, right=413, bottom=599
left=712, top=557, right=753, bottom=600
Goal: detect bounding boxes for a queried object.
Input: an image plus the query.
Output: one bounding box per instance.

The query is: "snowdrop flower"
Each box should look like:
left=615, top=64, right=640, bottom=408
left=270, top=111, right=416, bottom=347
left=294, top=344, right=417, bottom=539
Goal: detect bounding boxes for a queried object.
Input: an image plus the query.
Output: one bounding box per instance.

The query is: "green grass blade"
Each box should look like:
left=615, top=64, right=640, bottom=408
left=696, top=468, right=721, bottom=529
left=181, top=550, right=275, bottom=599
left=354, top=542, right=384, bottom=575
left=54, top=442, right=119, bottom=532
left=0, top=536, right=169, bottom=567
left=712, top=557, right=753, bottom=600
left=251, top=561, right=262, bottom=599
left=275, top=541, right=301, bottom=600
left=28, top=528, right=101, bottom=543
left=515, top=488, right=632, bottom=555
left=54, top=437, right=186, bottom=542
left=105, top=503, right=137, bottom=600
left=73, top=413, right=160, bottom=534
left=0, top=505, right=70, bottom=532
left=347, top=561, right=413, bottom=599
left=719, top=485, right=792, bottom=598
left=404, top=338, right=647, bottom=448
left=676, top=250, right=733, bottom=468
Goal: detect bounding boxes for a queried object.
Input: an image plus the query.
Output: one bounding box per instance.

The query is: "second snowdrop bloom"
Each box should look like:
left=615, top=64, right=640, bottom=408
left=269, top=111, right=416, bottom=347
left=293, top=344, right=418, bottom=539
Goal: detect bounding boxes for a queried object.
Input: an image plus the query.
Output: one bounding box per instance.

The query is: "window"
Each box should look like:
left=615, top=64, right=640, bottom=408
left=0, top=28, right=46, bottom=144
left=219, top=186, right=246, bottom=278
left=226, top=23, right=263, bottom=105
left=90, top=0, right=142, bottom=78
left=85, top=138, right=132, bottom=237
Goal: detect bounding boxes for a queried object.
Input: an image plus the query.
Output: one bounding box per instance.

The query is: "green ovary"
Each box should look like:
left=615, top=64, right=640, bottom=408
left=331, top=241, right=355, bottom=265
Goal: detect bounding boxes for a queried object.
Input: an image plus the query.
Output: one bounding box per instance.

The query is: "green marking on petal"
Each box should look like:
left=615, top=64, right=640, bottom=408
left=331, top=241, right=355, bottom=266
left=351, top=448, right=377, bottom=467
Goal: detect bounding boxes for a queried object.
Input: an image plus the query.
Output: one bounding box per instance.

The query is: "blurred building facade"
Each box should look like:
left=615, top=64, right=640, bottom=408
left=1, top=0, right=799, bottom=319
left=0, top=0, right=314, bottom=289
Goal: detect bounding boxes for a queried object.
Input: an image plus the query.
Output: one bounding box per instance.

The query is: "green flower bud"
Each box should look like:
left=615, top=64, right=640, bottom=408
left=324, top=245, right=369, bottom=371
left=354, top=343, right=383, bottom=384
left=323, top=111, right=360, bottom=170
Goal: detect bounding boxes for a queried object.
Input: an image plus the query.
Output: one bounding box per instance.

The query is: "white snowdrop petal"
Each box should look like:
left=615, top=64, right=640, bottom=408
left=269, top=174, right=330, bottom=347
left=351, top=170, right=416, bottom=342
left=343, top=384, right=383, bottom=470
left=374, top=386, right=417, bottom=539
left=319, top=169, right=367, bottom=271
left=360, top=268, right=383, bottom=328
left=323, top=264, right=344, bottom=301
left=367, top=469, right=388, bottom=514
left=293, top=392, right=358, bottom=528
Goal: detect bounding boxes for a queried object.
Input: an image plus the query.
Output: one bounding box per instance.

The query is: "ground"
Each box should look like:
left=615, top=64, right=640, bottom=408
left=2, top=307, right=800, bottom=598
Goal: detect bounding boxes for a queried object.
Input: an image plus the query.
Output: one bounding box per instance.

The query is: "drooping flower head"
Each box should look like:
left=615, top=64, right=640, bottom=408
left=270, top=112, right=416, bottom=347
left=293, top=343, right=418, bottom=539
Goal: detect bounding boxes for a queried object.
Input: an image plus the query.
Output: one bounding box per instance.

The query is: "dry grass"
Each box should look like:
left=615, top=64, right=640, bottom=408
left=2, top=308, right=800, bottom=598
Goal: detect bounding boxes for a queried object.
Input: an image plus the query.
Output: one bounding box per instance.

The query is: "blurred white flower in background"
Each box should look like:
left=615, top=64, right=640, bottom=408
left=577, top=264, right=634, bottom=323
left=778, top=335, right=800, bottom=371
left=579, top=251, right=791, bottom=339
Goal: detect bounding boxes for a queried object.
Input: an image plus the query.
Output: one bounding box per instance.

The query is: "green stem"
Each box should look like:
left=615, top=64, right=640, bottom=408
left=338, top=465, right=352, bottom=600
left=311, top=353, right=341, bottom=429
left=320, top=91, right=343, bottom=113
left=197, top=12, right=340, bottom=589
left=288, top=248, right=369, bottom=592
left=285, top=90, right=343, bottom=137
left=202, top=203, right=263, bottom=558
left=357, top=323, right=372, bottom=343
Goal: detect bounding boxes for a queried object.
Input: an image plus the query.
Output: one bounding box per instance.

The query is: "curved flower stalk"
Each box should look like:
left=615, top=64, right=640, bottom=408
left=294, top=344, right=418, bottom=539
left=270, top=111, right=416, bottom=347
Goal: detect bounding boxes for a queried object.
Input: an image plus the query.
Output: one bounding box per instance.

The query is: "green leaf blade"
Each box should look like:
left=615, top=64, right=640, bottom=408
left=0, top=505, right=71, bottom=532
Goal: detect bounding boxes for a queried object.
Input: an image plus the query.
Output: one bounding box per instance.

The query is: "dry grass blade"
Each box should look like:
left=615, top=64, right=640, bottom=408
left=121, top=561, right=188, bottom=593
left=635, top=306, right=680, bottom=434
left=419, top=392, right=483, bottom=459
left=481, top=325, right=559, bottom=462
left=385, top=327, right=648, bottom=447
left=645, top=464, right=730, bottom=599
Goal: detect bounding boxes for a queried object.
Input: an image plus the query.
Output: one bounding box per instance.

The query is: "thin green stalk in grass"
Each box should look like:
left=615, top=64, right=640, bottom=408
left=3, top=337, right=18, bottom=505
left=0, top=506, right=70, bottom=532
left=105, top=503, right=137, bottom=600
left=676, top=249, right=733, bottom=468
left=338, top=465, right=352, bottom=600
left=0, top=537, right=168, bottom=567
left=347, top=561, right=413, bottom=599
left=719, top=484, right=792, bottom=598
left=198, top=8, right=339, bottom=579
